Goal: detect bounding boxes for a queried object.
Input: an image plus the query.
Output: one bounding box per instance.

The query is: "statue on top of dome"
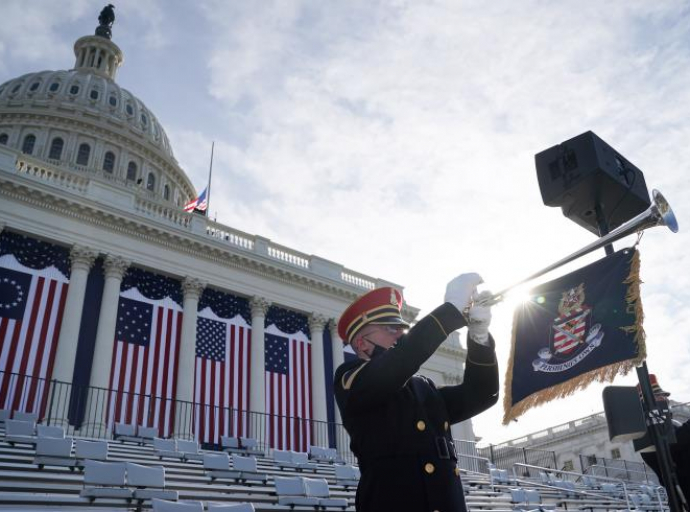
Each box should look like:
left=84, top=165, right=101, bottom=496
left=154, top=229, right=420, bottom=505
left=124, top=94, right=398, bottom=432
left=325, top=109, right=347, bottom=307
left=95, top=4, right=116, bottom=40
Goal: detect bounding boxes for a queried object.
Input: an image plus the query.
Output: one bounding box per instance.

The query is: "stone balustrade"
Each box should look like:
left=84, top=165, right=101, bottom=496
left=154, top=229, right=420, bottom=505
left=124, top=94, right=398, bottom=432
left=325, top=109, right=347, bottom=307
left=4, top=147, right=396, bottom=293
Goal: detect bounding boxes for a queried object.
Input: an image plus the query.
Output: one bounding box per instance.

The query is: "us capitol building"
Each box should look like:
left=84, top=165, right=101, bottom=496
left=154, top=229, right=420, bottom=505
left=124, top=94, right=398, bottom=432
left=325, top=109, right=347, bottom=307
left=0, top=8, right=477, bottom=452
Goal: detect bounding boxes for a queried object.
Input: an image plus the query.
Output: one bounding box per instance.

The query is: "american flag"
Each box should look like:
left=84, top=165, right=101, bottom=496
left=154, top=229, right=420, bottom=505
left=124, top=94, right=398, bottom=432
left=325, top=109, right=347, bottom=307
left=264, top=327, right=313, bottom=451
left=0, top=233, right=70, bottom=418
left=106, top=272, right=182, bottom=437
left=194, top=313, right=251, bottom=444
left=183, top=187, right=208, bottom=213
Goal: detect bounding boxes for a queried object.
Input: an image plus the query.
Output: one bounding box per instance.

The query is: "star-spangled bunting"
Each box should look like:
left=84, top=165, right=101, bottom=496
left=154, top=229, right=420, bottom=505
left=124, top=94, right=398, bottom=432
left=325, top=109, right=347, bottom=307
left=106, top=269, right=182, bottom=437
left=0, top=232, right=69, bottom=418
left=194, top=289, right=251, bottom=445
left=264, top=307, right=312, bottom=451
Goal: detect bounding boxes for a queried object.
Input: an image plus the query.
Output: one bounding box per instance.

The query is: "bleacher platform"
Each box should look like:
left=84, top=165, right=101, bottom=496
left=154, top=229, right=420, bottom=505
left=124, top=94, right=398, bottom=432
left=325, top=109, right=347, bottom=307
left=0, top=413, right=670, bottom=511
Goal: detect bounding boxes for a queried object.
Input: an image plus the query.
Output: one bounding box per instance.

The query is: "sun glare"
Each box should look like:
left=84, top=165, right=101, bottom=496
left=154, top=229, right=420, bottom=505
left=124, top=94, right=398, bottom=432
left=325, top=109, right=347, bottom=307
left=501, top=287, right=534, bottom=309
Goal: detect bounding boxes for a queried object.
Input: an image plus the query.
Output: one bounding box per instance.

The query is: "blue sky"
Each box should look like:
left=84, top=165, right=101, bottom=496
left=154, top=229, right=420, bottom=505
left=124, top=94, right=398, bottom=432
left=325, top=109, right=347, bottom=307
left=2, top=0, right=689, bottom=444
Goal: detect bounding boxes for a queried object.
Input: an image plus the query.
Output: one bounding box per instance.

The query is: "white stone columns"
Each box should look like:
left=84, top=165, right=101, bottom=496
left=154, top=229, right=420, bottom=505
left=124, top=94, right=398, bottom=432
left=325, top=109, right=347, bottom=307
left=86, top=255, right=129, bottom=435
left=249, top=296, right=270, bottom=435
left=174, top=278, right=205, bottom=438
left=309, top=314, right=328, bottom=446
left=89, top=255, right=130, bottom=390
left=52, top=245, right=97, bottom=384
left=329, top=320, right=345, bottom=425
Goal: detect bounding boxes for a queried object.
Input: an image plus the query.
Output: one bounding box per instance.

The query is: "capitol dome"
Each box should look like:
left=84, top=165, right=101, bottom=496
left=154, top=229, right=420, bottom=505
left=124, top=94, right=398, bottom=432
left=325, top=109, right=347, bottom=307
left=0, top=25, right=195, bottom=207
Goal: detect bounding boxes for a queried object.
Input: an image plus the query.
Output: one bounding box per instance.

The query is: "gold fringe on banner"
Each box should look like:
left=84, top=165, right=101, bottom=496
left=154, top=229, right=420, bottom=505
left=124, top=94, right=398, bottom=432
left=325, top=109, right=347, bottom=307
left=502, top=249, right=646, bottom=425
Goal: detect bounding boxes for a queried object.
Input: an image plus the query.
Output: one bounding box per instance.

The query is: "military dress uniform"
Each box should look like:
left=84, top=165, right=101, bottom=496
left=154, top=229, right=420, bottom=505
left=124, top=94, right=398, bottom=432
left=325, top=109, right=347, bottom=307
left=334, top=289, right=499, bottom=512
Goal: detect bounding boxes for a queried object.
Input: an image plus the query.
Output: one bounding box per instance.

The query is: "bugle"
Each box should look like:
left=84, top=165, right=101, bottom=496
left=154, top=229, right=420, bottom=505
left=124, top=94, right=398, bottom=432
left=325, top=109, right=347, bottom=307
left=480, top=189, right=678, bottom=306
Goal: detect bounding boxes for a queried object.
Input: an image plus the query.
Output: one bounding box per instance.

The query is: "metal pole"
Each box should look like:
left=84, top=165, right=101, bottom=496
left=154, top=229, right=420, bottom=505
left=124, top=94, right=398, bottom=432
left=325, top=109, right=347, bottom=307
left=597, top=203, right=683, bottom=511
left=637, top=362, right=684, bottom=512
left=47, top=379, right=57, bottom=426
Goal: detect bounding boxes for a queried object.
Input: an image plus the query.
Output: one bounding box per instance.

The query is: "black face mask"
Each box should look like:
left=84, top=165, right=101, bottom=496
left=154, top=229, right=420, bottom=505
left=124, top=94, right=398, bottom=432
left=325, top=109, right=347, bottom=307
left=363, top=337, right=388, bottom=359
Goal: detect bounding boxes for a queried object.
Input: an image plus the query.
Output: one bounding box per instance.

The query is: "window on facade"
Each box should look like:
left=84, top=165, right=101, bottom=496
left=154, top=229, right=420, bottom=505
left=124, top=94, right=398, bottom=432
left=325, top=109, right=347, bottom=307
left=89, top=89, right=99, bottom=100
left=48, top=137, right=64, bottom=160
left=163, top=184, right=170, bottom=200
left=126, top=104, right=134, bottom=116
left=586, top=455, right=597, bottom=466
left=0, top=133, right=8, bottom=145
left=108, top=95, right=117, bottom=107
left=140, top=113, right=148, bottom=127
left=29, top=82, right=41, bottom=92
left=49, top=82, right=60, bottom=92
left=21, top=134, right=36, bottom=155
left=102, top=151, right=115, bottom=173
left=126, top=161, right=137, bottom=181
left=11, top=84, right=21, bottom=94
left=562, top=460, right=574, bottom=472
left=611, top=448, right=621, bottom=460
left=69, top=85, right=80, bottom=95
left=76, top=143, right=91, bottom=165
left=146, top=172, right=156, bottom=191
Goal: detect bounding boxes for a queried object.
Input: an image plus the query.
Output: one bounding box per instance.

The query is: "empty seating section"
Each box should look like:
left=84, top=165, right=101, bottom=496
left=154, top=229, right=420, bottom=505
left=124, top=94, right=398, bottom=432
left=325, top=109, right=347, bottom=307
left=221, top=436, right=263, bottom=456
left=0, top=416, right=671, bottom=511
left=308, top=445, right=342, bottom=463
left=113, top=422, right=158, bottom=444
left=5, top=419, right=36, bottom=444
left=334, top=464, right=360, bottom=488
left=81, top=460, right=131, bottom=500
left=273, top=449, right=318, bottom=472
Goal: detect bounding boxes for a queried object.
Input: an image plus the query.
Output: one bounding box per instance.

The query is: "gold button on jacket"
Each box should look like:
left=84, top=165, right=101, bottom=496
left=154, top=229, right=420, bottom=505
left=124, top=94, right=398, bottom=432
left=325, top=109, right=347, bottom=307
left=424, top=463, right=435, bottom=474
left=416, top=420, right=426, bottom=431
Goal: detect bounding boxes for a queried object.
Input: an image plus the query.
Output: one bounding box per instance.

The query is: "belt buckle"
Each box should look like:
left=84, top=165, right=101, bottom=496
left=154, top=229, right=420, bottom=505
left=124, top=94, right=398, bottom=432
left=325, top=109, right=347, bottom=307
left=436, top=437, right=450, bottom=460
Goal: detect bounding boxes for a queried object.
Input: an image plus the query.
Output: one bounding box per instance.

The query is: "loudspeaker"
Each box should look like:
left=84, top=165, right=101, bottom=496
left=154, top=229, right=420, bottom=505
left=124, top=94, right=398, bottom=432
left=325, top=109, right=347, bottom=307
left=602, top=386, right=646, bottom=442
left=535, top=131, right=651, bottom=235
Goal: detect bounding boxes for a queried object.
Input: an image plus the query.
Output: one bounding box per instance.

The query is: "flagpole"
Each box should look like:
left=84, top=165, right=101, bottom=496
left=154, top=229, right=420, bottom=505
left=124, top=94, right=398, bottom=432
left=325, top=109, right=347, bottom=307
left=206, top=141, right=215, bottom=217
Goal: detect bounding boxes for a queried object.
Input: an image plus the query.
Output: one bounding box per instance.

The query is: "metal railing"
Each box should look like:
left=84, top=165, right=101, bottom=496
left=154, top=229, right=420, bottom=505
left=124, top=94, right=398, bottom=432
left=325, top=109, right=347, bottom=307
left=0, top=371, right=356, bottom=463
left=477, top=443, right=558, bottom=475
left=511, top=463, right=635, bottom=510
left=580, top=455, right=659, bottom=484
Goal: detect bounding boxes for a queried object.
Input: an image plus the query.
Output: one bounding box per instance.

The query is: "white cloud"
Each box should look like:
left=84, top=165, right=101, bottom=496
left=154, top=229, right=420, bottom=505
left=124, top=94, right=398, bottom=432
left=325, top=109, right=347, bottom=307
left=196, top=0, right=690, bottom=442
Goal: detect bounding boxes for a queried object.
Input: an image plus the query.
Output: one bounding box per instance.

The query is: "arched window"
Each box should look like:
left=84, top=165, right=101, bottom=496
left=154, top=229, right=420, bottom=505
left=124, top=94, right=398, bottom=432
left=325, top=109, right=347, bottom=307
left=69, top=85, right=80, bottom=95
left=163, top=184, right=170, bottom=200
left=102, top=151, right=115, bottom=173
left=146, top=172, right=156, bottom=191
left=22, top=134, right=36, bottom=155
left=0, top=133, right=8, bottom=145
left=76, top=143, right=91, bottom=165
left=48, top=137, right=64, bottom=160
left=108, top=95, right=117, bottom=107
left=29, top=81, right=41, bottom=92
left=89, top=89, right=99, bottom=100
left=49, top=82, right=60, bottom=92
left=126, top=161, right=137, bottom=181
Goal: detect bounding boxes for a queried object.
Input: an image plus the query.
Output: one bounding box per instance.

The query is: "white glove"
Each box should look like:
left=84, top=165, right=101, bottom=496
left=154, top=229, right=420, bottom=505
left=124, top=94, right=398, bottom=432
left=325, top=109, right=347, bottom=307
left=444, top=273, right=484, bottom=313
left=468, top=290, right=493, bottom=345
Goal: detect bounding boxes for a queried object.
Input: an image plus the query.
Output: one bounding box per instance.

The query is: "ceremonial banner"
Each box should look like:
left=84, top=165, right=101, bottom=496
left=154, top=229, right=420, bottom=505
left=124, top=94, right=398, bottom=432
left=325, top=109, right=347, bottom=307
left=503, top=248, right=645, bottom=424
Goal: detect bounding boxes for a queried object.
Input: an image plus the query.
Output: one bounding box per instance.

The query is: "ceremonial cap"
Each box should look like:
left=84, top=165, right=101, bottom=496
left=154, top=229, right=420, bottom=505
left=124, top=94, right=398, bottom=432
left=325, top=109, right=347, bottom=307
left=338, top=287, right=409, bottom=344
left=637, top=374, right=671, bottom=398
